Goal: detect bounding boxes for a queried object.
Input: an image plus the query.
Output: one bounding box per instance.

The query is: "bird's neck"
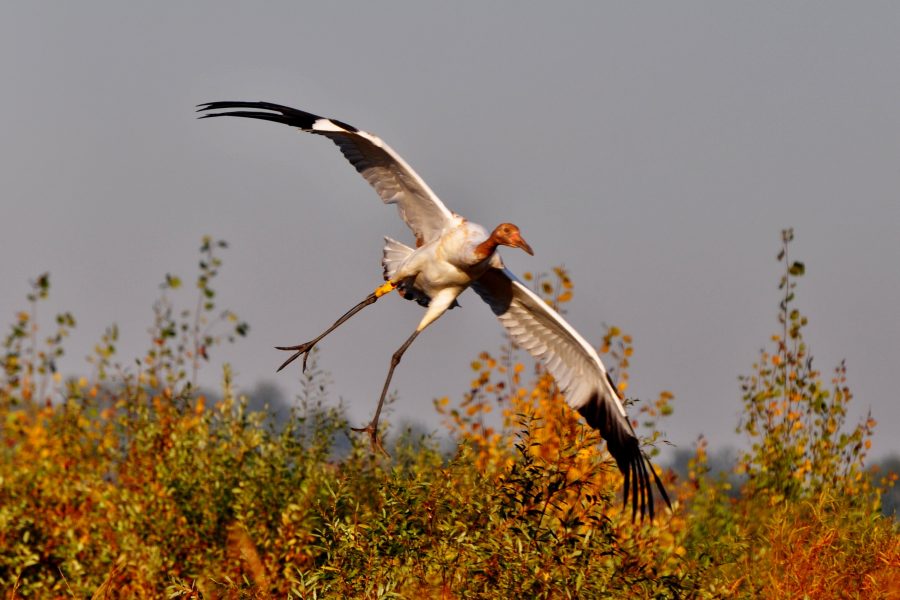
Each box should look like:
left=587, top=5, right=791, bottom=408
left=473, top=235, right=499, bottom=261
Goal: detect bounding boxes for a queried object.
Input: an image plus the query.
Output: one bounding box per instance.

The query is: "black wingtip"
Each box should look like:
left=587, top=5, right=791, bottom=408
left=631, top=457, right=640, bottom=521
left=646, top=451, right=672, bottom=511
left=196, top=101, right=359, bottom=133
left=196, top=101, right=317, bottom=129
left=577, top=391, right=671, bottom=522
left=623, top=452, right=672, bottom=523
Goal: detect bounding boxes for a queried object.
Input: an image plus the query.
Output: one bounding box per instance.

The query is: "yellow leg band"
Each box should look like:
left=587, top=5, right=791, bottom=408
left=374, top=281, right=396, bottom=297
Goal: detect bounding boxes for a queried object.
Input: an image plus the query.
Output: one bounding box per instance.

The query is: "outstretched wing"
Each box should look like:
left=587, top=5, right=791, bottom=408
left=470, top=266, right=670, bottom=521
left=198, top=101, right=457, bottom=245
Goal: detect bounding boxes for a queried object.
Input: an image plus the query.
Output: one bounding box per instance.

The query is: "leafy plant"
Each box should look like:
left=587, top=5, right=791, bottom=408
left=0, top=231, right=896, bottom=598
left=738, top=228, right=877, bottom=503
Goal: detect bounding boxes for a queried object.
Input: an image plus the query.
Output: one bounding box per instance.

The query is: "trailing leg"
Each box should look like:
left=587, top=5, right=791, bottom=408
left=351, top=328, right=421, bottom=456
left=276, top=281, right=396, bottom=373
left=353, top=287, right=460, bottom=455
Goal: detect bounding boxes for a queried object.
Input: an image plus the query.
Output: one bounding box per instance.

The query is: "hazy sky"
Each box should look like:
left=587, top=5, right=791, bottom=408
left=2, top=3, right=898, bottom=459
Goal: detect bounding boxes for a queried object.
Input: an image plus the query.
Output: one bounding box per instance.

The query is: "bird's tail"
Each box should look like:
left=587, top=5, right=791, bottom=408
left=382, top=237, right=414, bottom=281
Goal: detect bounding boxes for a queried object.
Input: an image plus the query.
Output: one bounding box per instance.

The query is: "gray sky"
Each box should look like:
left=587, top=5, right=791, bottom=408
left=2, top=3, right=898, bottom=459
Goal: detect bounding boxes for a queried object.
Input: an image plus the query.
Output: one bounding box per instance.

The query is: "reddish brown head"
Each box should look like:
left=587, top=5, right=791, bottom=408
left=473, top=223, right=534, bottom=260
left=490, top=223, right=534, bottom=255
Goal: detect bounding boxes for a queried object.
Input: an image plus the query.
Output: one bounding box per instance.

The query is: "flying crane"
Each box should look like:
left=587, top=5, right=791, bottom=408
left=199, top=101, right=670, bottom=520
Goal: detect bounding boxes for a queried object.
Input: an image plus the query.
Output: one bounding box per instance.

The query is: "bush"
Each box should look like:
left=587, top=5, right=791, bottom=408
left=1, top=233, right=896, bottom=598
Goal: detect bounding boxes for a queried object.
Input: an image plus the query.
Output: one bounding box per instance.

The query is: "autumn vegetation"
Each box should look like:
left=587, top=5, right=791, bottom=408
left=1, top=232, right=897, bottom=598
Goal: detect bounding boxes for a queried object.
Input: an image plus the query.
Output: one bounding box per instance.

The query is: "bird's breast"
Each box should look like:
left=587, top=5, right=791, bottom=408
left=438, top=222, right=492, bottom=267
left=403, top=222, right=492, bottom=298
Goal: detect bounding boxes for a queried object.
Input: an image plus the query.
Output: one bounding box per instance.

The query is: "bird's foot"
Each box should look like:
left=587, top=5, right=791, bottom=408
left=351, top=422, right=390, bottom=458
left=275, top=340, right=317, bottom=373
left=374, top=281, right=397, bottom=298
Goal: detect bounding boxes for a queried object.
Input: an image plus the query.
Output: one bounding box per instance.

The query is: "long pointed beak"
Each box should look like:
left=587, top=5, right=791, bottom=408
left=515, top=237, right=534, bottom=256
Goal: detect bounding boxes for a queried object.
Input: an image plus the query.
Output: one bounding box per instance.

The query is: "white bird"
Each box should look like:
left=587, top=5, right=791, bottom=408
left=198, top=101, right=670, bottom=520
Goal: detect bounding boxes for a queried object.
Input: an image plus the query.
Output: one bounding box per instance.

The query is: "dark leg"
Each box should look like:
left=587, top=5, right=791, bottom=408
left=352, top=328, right=421, bottom=456
left=276, top=291, right=380, bottom=373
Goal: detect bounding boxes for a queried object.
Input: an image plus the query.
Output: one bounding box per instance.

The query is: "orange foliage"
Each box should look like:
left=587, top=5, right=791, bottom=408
left=3, top=239, right=897, bottom=598
left=436, top=267, right=689, bottom=578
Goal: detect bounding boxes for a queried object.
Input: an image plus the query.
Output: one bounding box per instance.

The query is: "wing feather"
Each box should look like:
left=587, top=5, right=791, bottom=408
left=198, top=101, right=457, bottom=244
left=470, top=266, right=670, bottom=520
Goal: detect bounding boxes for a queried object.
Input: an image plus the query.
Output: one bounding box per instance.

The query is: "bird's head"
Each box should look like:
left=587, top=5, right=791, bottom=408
left=491, top=223, right=534, bottom=256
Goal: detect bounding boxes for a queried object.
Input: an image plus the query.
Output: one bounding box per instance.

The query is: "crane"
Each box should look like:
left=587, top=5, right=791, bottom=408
left=198, top=101, right=670, bottom=520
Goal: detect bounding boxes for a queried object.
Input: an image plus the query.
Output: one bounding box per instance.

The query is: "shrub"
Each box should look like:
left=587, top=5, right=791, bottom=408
left=1, top=232, right=896, bottom=598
